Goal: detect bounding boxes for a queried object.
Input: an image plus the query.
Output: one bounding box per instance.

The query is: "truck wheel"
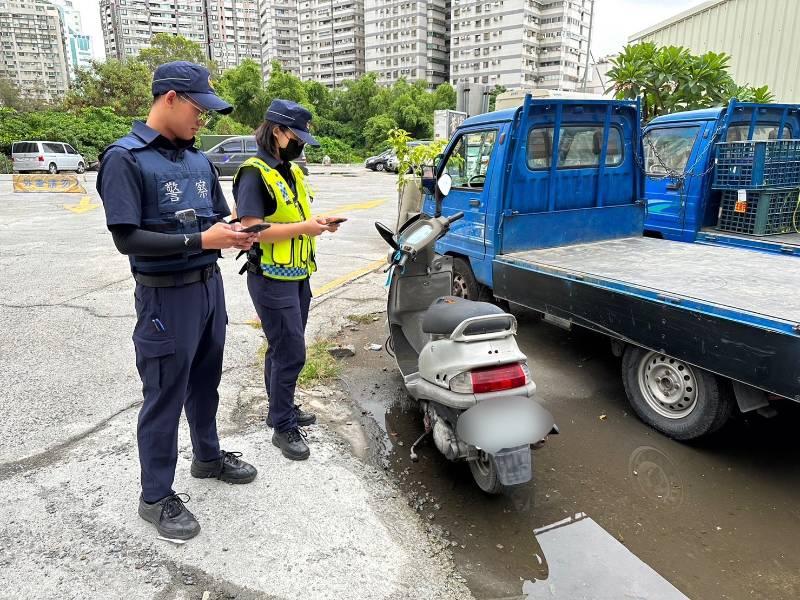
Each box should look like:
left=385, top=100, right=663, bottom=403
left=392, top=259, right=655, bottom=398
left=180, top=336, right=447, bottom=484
left=621, top=346, right=733, bottom=440
left=452, top=257, right=480, bottom=300
left=469, top=451, right=504, bottom=495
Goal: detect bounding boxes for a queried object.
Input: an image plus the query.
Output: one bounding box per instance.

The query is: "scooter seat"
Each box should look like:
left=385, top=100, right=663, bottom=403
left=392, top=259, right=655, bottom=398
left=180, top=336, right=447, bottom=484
left=421, top=296, right=510, bottom=335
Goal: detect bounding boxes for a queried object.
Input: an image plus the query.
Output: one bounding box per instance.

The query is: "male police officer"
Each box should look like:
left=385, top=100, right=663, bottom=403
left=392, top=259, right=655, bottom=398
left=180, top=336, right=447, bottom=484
left=97, top=61, right=258, bottom=540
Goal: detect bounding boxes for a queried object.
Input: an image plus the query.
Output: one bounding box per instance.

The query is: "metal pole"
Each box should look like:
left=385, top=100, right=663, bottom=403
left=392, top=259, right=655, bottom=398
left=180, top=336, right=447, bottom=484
left=330, top=0, right=336, bottom=89
left=581, top=0, right=594, bottom=92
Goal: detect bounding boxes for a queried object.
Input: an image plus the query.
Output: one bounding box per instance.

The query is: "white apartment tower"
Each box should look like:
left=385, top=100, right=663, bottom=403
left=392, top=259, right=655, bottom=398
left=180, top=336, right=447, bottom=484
left=100, top=0, right=261, bottom=72
left=49, top=0, right=94, bottom=78
left=450, top=0, right=592, bottom=91
left=205, top=0, right=261, bottom=71
left=298, top=0, right=365, bottom=88
left=364, top=0, right=450, bottom=88
left=0, top=0, right=71, bottom=102
left=259, top=0, right=301, bottom=78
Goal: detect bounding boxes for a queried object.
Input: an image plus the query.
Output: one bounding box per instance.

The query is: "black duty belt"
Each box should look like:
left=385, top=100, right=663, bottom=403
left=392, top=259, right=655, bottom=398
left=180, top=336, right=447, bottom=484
left=134, top=264, right=219, bottom=288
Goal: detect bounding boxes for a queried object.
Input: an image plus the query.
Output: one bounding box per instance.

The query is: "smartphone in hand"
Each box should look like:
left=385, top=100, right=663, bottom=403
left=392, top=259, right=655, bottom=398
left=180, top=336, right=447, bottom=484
left=326, top=217, right=348, bottom=225
left=240, top=223, right=271, bottom=234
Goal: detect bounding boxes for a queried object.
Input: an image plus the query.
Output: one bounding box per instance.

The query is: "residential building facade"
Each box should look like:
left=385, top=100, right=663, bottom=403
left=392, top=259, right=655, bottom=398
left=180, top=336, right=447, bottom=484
left=0, top=0, right=70, bottom=101
left=364, top=0, right=449, bottom=88
left=298, top=0, right=365, bottom=88
left=49, top=0, right=94, bottom=78
left=100, top=0, right=260, bottom=72
left=449, top=0, right=592, bottom=91
left=259, top=0, right=301, bottom=77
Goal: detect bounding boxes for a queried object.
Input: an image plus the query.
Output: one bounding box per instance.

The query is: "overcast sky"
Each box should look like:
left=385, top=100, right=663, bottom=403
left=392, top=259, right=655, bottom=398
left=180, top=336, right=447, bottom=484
left=73, top=0, right=710, bottom=62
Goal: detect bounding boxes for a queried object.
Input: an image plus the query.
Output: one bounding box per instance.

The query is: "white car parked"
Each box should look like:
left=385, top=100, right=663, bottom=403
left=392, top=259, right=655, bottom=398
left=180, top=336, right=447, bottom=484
left=11, top=141, right=87, bottom=174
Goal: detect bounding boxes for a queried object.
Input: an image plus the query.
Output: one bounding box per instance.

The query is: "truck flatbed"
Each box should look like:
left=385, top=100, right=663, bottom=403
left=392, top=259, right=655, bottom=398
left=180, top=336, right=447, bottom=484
left=696, top=228, right=800, bottom=257
left=493, top=237, right=800, bottom=400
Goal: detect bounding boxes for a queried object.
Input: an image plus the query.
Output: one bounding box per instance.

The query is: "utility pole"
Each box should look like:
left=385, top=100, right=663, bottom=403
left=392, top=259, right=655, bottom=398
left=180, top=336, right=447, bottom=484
left=330, top=0, right=336, bottom=89
left=581, top=0, right=594, bottom=93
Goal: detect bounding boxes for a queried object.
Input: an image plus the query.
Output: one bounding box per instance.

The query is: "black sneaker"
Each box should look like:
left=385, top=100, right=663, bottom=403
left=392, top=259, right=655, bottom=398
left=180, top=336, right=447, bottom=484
left=266, top=404, right=317, bottom=428
left=190, top=450, right=257, bottom=484
left=272, top=427, right=310, bottom=461
left=138, top=493, right=200, bottom=540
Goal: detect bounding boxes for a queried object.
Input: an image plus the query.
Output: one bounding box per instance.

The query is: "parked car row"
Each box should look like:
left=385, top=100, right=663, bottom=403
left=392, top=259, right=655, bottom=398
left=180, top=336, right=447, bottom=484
left=203, top=135, right=308, bottom=176
left=365, top=140, right=434, bottom=174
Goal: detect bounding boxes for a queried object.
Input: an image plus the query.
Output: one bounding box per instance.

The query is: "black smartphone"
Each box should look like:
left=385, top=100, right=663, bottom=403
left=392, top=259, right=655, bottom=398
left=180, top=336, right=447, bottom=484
left=241, top=223, right=271, bottom=233
left=326, top=217, right=348, bottom=225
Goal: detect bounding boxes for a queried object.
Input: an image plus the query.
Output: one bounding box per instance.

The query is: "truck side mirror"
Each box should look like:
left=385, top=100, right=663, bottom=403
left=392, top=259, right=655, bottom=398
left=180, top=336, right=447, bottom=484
left=437, top=173, right=452, bottom=197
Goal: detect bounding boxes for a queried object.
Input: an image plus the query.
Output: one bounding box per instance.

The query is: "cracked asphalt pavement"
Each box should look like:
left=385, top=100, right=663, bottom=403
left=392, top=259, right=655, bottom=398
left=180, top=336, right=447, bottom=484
left=0, top=169, right=471, bottom=600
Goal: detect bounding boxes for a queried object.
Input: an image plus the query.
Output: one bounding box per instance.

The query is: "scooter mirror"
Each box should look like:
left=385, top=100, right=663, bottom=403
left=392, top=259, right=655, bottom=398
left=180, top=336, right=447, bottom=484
left=437, top=173, right=452, bottom=197
left=374, top=222, right=399, bottom=250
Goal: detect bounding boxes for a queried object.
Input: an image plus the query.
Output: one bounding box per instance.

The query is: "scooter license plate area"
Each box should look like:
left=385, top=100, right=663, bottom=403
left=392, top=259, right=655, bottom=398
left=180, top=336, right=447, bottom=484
left=456, top=396, right=555, bottom=455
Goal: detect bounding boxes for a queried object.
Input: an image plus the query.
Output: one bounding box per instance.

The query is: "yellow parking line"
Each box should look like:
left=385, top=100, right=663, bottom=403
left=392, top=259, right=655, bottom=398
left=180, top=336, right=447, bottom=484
left=312, top=259, right=386, bottom=297
left=332, top=199, right=387, bottom=213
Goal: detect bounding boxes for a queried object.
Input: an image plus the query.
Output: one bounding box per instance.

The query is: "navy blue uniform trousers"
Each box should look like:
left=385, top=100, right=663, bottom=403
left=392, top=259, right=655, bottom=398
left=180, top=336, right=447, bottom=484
left=133, top=273, right=226, bottom=503
left=246, top=273, right=312, bottom=433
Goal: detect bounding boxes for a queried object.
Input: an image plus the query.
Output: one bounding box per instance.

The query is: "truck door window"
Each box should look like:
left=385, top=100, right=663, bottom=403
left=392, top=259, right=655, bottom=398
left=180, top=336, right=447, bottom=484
left=443, top=130, right=497, bottom=188
left=643, top=127, right=700, bottom=176
left=726, top=125, right=792, bottom=141
left=527, top=126, right=623, bottom=169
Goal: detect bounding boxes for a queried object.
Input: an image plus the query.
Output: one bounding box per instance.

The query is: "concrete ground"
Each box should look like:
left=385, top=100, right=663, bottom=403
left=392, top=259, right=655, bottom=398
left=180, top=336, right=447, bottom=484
left=0, top=170, right=470, bottom=600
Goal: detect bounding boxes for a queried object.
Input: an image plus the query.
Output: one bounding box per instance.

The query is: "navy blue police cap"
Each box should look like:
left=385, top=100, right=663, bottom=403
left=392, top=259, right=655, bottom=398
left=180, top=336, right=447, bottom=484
left=152, top=61, right=233, bottom=115
left=265, top=99, right=320, bottom=147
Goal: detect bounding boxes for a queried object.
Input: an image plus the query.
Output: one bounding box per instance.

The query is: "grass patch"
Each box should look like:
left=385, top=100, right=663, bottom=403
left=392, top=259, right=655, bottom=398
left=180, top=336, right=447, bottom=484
left=298, top=340, right=342, bottom=386
left=347, top=313, right=378, bottom=325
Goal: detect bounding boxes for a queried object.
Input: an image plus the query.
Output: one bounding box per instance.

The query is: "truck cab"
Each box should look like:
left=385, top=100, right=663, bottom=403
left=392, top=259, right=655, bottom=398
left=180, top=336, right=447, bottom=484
left=642, top=101, right=800, bottom=256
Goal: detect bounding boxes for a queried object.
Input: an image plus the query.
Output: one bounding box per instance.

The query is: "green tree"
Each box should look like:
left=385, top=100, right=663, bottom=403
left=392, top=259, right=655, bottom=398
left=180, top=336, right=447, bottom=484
left=488, top=85, right=507, bottom=112
left=363, top=114, right=398, bottom=151
left=607, top=42, right=775, bottom=122
left=65, top=59, right=152, bottom=117
left=431, top=83, right=456, bottom=111
left=138, top=33, right=216, bottom=74
left=0, top=78, right=21, bottom=110
left=264, top=61, right=309, bottom=109
left=216, top=59, right=267, bottom=129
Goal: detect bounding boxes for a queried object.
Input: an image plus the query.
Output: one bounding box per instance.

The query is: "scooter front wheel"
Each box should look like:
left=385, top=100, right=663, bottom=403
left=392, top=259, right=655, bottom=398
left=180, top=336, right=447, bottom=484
left=469, top=451, right=504, bottom=495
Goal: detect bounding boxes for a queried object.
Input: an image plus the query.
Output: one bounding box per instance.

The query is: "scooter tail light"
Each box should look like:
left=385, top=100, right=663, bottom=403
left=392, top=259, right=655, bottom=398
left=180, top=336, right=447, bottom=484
left=448, top=371, right=473, bottom=393
left=449, top=363, right=528, bottom=394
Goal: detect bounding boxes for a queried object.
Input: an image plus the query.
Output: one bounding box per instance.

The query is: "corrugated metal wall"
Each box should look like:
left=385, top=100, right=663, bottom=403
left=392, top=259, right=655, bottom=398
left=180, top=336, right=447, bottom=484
left=630, top=0, right=800, bottom=102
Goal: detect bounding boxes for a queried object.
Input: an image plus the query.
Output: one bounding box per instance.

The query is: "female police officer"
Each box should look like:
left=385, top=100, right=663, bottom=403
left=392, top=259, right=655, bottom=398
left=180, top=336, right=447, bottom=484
left=234, top=99, right=342, bottom=461
left=97, top=61, right=259, bottom=540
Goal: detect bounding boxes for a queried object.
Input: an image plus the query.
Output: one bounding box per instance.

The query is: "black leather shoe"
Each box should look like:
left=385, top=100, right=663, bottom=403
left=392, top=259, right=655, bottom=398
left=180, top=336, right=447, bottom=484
left=272, top=427, right=310, bottom=461
left=266, top=404, right=317, bottom=428
left=138, top=493, right=200, bottom=540
left=190, top=450, right=257, bottom=484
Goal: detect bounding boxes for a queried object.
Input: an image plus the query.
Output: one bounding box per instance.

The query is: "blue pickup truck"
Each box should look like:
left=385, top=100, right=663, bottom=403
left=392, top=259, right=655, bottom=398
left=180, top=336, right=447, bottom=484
left=423, top=95, right=799, bottom=440
left=643, top=100, right=800, bottom=257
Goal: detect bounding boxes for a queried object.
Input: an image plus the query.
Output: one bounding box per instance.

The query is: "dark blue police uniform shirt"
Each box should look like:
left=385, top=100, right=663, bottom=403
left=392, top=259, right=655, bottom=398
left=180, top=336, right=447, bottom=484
left=233, top=149, right=296, bottom=220
left=97, top=121, right=230, bottom=228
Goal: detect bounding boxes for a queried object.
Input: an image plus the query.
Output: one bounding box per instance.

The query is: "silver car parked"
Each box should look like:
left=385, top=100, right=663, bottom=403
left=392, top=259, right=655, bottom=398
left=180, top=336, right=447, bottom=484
left=11, top=141, right=87, bottom=174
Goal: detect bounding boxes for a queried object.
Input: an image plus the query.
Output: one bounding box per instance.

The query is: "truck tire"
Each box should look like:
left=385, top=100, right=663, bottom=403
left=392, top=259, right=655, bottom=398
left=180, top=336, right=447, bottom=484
left=452, top=257, right=480, bottom=300
left=621, top=346, right=733, bottom=440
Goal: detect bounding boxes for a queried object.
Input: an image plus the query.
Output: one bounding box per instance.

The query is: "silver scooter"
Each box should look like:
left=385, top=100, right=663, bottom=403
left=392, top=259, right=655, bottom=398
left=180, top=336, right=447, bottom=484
left=375, top=173, right=556, bottom=494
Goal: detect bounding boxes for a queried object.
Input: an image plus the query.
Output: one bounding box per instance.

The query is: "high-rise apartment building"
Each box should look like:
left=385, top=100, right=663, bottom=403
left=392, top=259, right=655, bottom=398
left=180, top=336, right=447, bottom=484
left=100, top=0, right=260, bottom=72
left=364, top=0, right=449, bottom=88
left=205, top=0, right=262, bottom=71
left=49, top=0, right=94, bottom=78
left=449, top=0, right=592, bottom=91
left=298, top=0, right=365, bottom=88
left=0, top=0, right=70, bottom=102
left=259, top=0, right=301, bottom=78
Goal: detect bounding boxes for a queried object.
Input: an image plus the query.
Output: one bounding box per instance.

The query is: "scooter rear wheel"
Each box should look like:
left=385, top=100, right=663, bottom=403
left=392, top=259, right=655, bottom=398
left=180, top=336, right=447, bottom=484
left=469, top=451, right=504, bottom=495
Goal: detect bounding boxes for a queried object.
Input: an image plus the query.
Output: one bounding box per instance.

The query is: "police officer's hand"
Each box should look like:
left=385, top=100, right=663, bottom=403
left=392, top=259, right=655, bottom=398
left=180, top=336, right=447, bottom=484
left=201, top=222, right=258, bottom=250
left=301, top=217, right=336, bottom=237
